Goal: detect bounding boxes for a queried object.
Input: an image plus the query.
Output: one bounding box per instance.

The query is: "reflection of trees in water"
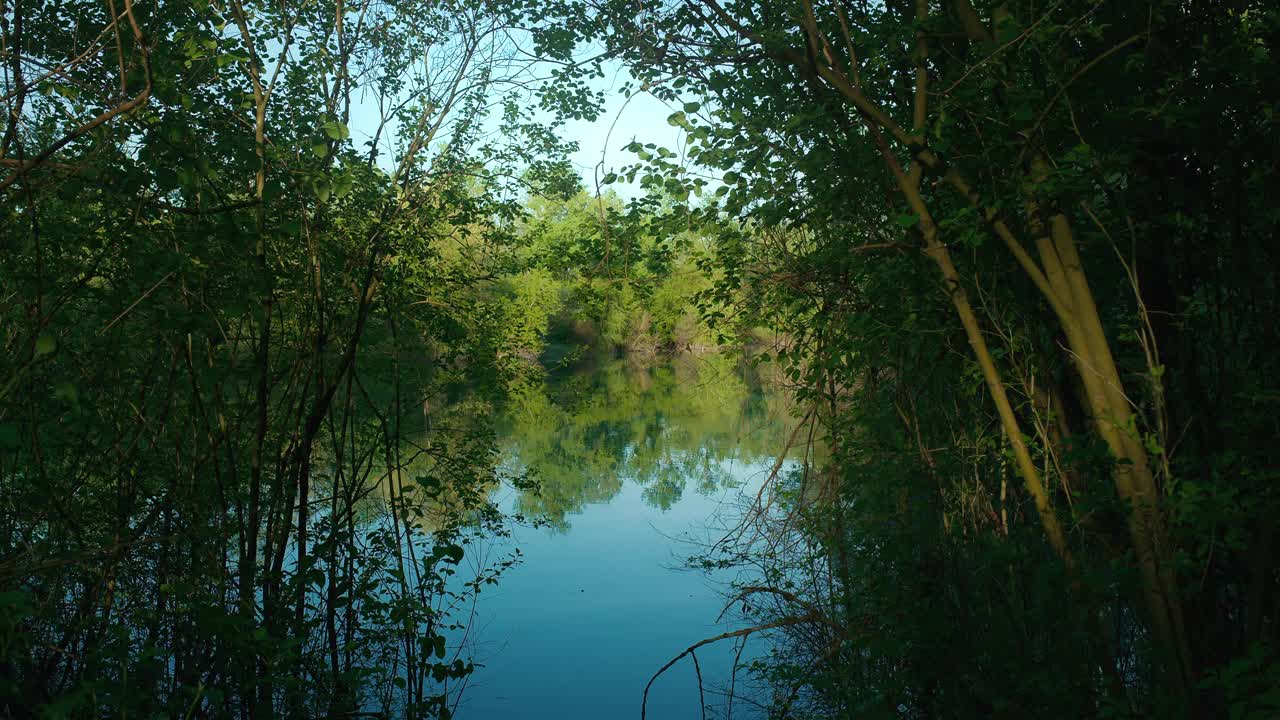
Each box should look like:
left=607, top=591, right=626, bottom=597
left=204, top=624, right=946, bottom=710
left=498, top=355, right=792, bottom=527
left=323, top=393, right=500, bottom=534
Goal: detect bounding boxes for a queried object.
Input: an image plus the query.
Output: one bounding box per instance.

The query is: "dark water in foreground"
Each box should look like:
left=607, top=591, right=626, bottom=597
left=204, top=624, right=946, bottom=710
left=457, top=356, right=792, bottom=719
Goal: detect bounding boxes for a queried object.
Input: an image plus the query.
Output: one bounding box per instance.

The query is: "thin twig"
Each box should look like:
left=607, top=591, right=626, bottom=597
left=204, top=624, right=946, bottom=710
left=99, top=271, right=173, bottom=335
left=641, top=615, right=818, bottom=720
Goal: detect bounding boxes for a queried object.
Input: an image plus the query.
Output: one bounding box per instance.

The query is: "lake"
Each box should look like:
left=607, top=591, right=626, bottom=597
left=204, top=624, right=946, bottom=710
left=452, top=355, right=793, bottom=719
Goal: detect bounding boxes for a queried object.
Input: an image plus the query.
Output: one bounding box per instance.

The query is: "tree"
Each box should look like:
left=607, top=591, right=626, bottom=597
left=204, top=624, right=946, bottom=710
left=538, top=0, right=1280, bottom=714
left=0, top=0, right=570, bottom=716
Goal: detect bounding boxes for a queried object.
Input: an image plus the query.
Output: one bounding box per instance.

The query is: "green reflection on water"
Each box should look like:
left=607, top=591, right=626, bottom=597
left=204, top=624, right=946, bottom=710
left=497, top=354, right=793, bottom=528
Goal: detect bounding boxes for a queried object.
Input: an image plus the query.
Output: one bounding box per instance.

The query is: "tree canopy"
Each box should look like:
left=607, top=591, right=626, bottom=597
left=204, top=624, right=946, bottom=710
left=3, top=0, right=1278, bottom=717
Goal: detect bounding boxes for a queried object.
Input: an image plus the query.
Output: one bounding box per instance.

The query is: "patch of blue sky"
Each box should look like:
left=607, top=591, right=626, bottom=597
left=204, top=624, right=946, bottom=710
left=334, top=28, right=692, bottom=202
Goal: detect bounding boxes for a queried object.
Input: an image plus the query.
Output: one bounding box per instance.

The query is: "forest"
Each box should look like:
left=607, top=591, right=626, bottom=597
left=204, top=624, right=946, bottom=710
left=1, top=0, right=1277, bottom=717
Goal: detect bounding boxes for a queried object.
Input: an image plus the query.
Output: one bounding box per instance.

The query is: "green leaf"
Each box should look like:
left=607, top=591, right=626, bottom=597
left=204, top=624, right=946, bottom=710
left=311, top=142, right=329, bottom=159
left=683, top=101, right=701, bottom=113
left=321, top=121, right=349, bottom=140
left=442, top=544, right=464, bottom=564
left=332, top=173, right=355, bottom=199
left=34, top=334, right=56, bottom=357
left=894, top=213, right=920, bottom=228
left=54, top=382, right=78, bottom=405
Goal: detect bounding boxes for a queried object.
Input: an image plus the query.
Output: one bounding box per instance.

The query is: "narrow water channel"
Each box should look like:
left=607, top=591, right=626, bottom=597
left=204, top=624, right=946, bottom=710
left=456, top=355, right=790, bottom=719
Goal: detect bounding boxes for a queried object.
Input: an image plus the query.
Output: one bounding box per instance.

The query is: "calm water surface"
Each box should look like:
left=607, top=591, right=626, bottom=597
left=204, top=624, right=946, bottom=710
left=456, top=356, right=790, bottom=719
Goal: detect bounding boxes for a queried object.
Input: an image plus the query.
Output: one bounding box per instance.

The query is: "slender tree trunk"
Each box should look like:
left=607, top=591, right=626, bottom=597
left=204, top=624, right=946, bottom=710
left=866, top=125, right=1074, bottom=565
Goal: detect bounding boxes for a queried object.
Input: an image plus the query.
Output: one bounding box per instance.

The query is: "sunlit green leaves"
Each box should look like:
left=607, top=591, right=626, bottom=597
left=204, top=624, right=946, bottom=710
left=321, top=120, right=349, bottom=141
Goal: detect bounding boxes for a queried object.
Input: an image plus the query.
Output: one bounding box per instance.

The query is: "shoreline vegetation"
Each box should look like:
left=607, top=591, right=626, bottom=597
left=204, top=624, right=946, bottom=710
left=3, top=0, right=1278, bottom=718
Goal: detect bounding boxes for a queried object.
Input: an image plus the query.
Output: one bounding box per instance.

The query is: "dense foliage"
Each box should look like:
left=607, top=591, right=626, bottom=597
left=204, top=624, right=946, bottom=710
left=535, top=0, right=1280, bottom=717
left=4, top=0, right=1278, bottom=717
left=0, top=0, right=732, bottom=716
left=507, top=189, right=720, bottom=358
left=0, top=0, right=569, bottom=716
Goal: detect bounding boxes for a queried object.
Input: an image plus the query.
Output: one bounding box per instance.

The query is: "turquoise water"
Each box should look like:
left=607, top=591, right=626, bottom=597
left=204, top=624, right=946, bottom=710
left=457, top=357, right=790, bottom=718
